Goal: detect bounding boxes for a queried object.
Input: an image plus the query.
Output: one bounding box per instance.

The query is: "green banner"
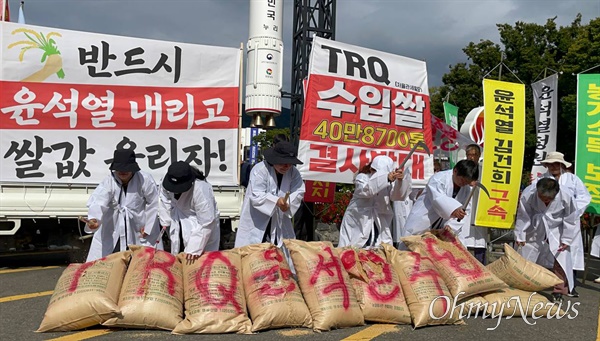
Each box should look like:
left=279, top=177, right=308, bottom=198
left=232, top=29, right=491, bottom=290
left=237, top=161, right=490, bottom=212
left=443, top=102, right=459, bottom=167
left=576, top=74, right=600, bottom=214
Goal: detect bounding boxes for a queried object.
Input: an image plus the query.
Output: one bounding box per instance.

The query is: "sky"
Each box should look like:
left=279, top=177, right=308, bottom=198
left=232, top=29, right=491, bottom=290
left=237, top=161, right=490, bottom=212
left=6, top=0, right=599, bottom=98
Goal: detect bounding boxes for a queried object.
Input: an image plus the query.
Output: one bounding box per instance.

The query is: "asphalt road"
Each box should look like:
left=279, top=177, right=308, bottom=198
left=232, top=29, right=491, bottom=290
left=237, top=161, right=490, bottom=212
left=0, top=254, right=599, bottom=341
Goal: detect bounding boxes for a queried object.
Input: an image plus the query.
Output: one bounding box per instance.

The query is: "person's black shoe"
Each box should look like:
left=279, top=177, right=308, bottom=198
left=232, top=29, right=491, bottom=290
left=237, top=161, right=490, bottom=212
left=567, top=289, right=579, bottom=298
left=552, top=293, right=563, bottom=303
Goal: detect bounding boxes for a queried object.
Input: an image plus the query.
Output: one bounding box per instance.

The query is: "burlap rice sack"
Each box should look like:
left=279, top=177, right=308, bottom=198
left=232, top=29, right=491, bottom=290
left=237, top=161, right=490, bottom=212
left=37, top=251, right=131, bottom=332
left=172, top=249, right=252, bottom=334
left=284, top=239, right=364, bottom=331
left=483, top=288, right=563, bottom=317
left=382, top=243, right=462, bottom=328
left=338, top=246, right=411, bottom=324
left=402, top=231, right=506, bottom=299
left=238, top=243, right=312, bottom=331
left=103, top=246, right=184, bottom=330
left=486, top=243, right=562, bottom=291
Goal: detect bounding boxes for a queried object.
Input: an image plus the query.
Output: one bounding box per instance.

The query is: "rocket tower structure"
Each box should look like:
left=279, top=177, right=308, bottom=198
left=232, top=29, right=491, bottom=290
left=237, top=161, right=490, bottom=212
left=245, top=0, right=284, bottom=127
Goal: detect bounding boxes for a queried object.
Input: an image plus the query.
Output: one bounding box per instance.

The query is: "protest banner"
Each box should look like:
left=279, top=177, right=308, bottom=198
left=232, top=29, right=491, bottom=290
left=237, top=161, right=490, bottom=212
left=576, top=73, right=600, bottom=212
left=443, top=102, right=459, bottom=167
left=304, top=180, right=335, bottom=203
left=531, top=74, right=558, bottom=178
left=475, top=79, right=525, bottom=228
left=431, top=114, right=475, bottom=171
left=1, top=22, right=241, bottom=186
left=297, top=36, right=434, bottom=186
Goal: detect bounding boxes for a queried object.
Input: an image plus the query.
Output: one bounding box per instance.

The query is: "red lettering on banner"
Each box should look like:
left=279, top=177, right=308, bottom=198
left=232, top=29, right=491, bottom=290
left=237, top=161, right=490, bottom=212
left=424, top=231, right=483, bottom=279
left=67, top=258, right=101, bottom=293
left=487, top=205, right=508, bottom=219
left=338, top=148, right=359, bottom=173
left=339, top=149, right=385, bottom=173
left=358, top=250, right=400, bottom=302
left=196, top=251, right=242, bottom=314
left=486, top=189, right=510, bottom=219
left=309, top=246, right=350, bottom=309
left=308, top=144, right=338, bottom=173
left=251, top=249, right=295, bottom=296
left=300, top=75, right=432, bottom=151
left=137, top=248, right=177, bottom=296
left=0, top=81, right=238, bottom=130
left=432, top=115, right=458, bottom=140
left=411, top=154, right=425, bottom=179
left=408, top=252, right=448, bottom=313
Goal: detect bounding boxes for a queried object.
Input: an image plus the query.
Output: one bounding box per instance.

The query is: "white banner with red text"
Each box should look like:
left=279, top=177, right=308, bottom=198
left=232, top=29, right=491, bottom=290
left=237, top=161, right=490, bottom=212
left=0, top=22, right=241, bottom=185
left=297, top=36, right=434, bottom=186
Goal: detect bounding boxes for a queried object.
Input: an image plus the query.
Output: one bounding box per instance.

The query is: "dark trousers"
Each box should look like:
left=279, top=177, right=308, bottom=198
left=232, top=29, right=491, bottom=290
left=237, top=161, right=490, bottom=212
left=364, top=224, right=379, bottom=248
left=262, top=219, right=278, bottom=245
left=471, top=247, right=486, bottom=265
left=553, top=260, right=568, bottom=295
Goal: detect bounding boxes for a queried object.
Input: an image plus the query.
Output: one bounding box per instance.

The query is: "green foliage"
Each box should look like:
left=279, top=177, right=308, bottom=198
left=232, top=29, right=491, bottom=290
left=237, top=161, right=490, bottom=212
left=431, top=14, right=600, bottom=173
left=314, top=183, right=354, bottom=224
left=252, top=128, right=290, bottom=161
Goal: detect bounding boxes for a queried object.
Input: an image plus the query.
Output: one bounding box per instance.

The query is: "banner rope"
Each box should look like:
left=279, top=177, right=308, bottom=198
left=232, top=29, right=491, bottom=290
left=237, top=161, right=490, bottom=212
left=483, top=62, right=524, bottom=84
left=531, top=68, right=559, bottom=83
left=576, top=64, right=600, bottom=75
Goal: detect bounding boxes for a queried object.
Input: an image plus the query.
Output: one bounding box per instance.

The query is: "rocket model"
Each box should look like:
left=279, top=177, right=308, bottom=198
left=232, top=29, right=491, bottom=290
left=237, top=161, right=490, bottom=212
left=245, top=0, right=284, bottom=128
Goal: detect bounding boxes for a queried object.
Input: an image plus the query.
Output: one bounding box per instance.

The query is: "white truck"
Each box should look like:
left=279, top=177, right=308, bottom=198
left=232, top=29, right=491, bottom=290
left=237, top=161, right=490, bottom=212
left=0, top=182, right=243, bottom=262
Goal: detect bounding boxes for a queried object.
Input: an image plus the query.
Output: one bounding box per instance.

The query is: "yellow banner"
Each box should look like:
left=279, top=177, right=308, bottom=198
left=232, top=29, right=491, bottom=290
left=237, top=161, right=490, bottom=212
left=475, top=79, right=525, bottom=229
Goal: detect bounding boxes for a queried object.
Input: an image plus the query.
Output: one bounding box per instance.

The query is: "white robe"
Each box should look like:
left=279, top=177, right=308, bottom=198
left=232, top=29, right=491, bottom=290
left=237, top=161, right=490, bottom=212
left=339, top=158, right=411, bottom=248
left=158, top=179, right=220, bottom=255
left=234, top=161, right=305, bottom=248
left=514, top=184, right=578, bottom=292
left=533, top=172, right=591, bottom=270
left=404, top=169, right=472, bottom=239
left=86, top=171, right=160, bottom=262
left=392, top=197, right=413, bottom=243
left=459, top=161, right=487, bottom=249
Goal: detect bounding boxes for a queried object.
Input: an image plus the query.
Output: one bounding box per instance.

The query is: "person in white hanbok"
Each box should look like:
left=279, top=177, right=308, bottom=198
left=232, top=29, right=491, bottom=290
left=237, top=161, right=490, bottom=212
left=158, top=161, right=220, bottom=261
left=459, top=144, right=488, bottom=264
left=85, top=149, right=161, bottom=262
left=532, top=152, right=591, bottom=297
left=404, top=159, right=479, bottom=238
left=409, top=160, right=441, bottom=203
left=339, top=155, right=411, bottom=248
left=514, top=177, right=578, bottom=302
left=235, top=141, right=305, bottom=248
left=392, top=196, right=413, bottom=247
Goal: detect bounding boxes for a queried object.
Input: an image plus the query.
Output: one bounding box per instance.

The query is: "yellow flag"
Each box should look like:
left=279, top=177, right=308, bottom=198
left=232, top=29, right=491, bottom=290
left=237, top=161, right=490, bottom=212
left=476, top=79, right=525, bottom=229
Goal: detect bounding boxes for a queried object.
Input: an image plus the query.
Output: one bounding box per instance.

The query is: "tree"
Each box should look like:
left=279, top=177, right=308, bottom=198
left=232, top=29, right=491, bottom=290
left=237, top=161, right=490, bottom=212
left=252, top=127, right=291, bottom=161
left=430, top=15, right=600, bottom=173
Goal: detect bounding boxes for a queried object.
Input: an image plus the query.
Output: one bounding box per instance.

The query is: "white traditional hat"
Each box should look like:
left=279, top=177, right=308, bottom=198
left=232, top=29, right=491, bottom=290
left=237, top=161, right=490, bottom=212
left=540, top=151, right=572, bottom=168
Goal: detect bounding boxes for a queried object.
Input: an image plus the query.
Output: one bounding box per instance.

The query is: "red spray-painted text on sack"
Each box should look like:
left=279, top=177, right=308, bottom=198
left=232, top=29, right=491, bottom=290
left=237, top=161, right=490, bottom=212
left=309, top=246, right=350, bottom=309
left=137, top=248, right=177, bottom=296
left=251, top=248, right=296, bottom=296
left=196, top=252, right=243, bottom=314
